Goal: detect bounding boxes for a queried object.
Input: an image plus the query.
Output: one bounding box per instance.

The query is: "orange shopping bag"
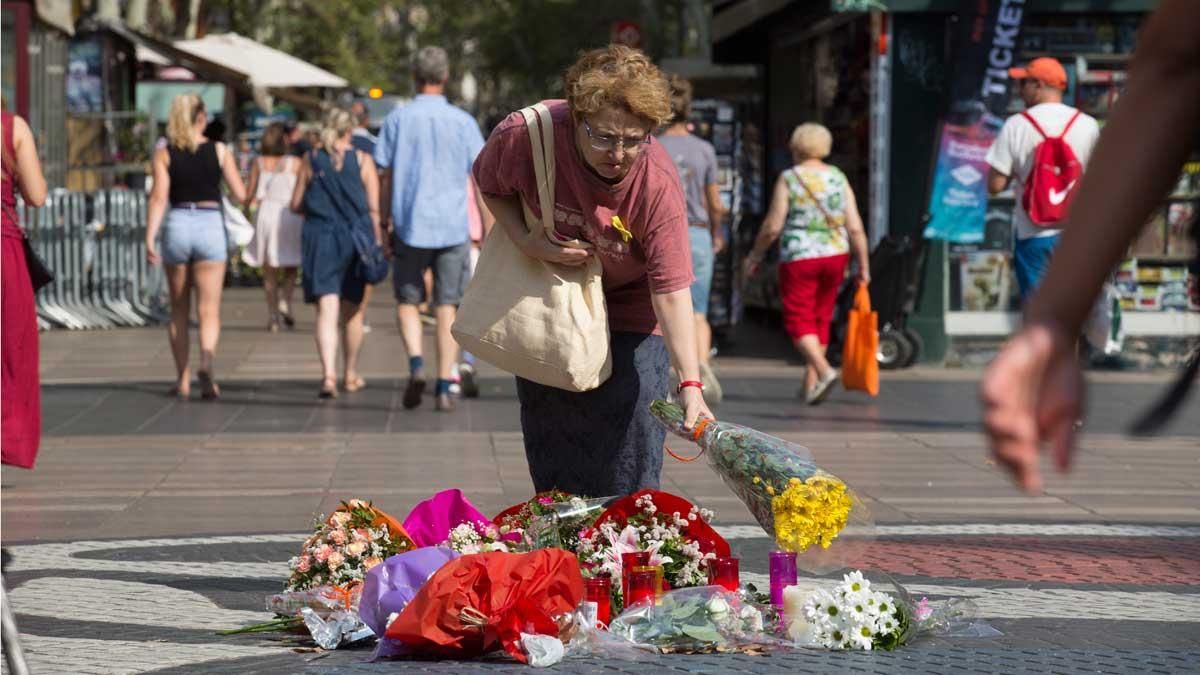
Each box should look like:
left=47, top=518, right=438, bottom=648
left=842, top=282, right=879, bottom=396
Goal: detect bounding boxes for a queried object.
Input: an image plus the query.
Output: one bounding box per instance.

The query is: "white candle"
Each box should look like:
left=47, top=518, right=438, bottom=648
left=782, top=581, right=827, bottom=645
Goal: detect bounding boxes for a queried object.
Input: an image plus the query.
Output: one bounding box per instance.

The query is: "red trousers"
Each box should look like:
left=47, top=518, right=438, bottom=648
left=2, top=225, right=40, bottom=468
left=778, top=253, right=849, bottom=345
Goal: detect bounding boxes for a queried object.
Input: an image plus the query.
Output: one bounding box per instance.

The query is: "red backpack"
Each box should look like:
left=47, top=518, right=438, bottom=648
left=1021, top=109, right=1083, bottom=226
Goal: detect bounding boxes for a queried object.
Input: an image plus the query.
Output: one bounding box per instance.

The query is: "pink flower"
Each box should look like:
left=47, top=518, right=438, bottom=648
left=315, top=545, right=333, bottom=563
left=346, top=541, right=367, bottom=557
left=353, top=528, right=370, bottom=542
left=330, top=529, right=348, bottom=546
left=602, top=525, right=673, bottom=576
left=363, top=556, right=382, bottom=570
left=538, top=496, right=555, bottom=506
left=330, top=511, right=352, bottom=528
left=295, top=555, right=311, bottom=573
left=327, top=551, right=345, bottom=570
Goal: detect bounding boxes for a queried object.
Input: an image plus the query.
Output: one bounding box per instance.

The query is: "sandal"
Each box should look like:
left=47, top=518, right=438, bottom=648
left=168, top=385, right=190, bottom=400
left=343, top=376, right=366, bottom=393
left=197, top=370, right=220, bottom=401
left=319, top=378, right=339, bottom=399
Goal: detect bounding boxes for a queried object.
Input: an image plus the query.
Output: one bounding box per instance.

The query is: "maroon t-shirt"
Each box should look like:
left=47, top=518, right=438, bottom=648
left=472, top=100, right=693, bottom=335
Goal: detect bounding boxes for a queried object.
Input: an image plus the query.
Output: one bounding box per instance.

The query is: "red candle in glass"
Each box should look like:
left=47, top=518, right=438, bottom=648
left=620, top=551, right=651, bottom=603
left=627, top=568, right=658, bottom=608
left=583, top=576, right=612, bottom=627
left=707, top=556, right=740, bottom=592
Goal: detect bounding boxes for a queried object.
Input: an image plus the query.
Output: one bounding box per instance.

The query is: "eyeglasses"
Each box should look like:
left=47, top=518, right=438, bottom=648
left=581, top=118, right=651, bottom=153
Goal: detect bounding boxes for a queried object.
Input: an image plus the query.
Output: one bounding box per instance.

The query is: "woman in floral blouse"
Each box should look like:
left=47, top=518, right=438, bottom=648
left=744, top=123, right=870, bottom=405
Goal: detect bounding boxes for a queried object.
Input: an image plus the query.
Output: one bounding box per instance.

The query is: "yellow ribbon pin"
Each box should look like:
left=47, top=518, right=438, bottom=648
left=611, top=215, right=632, bottom=243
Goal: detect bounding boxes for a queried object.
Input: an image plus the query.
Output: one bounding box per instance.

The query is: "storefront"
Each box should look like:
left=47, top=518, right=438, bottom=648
left=2, top=0, right=72, bottom=186
left=712, top=0, right=1197, bottom=363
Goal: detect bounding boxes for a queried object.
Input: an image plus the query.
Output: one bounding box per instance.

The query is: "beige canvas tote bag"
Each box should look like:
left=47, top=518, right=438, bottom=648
left=451, top=103, right=612, bottom=391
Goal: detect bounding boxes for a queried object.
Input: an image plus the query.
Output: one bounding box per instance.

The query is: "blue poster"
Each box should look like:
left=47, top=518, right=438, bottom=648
left=923, top=0, right=1027, bottom=242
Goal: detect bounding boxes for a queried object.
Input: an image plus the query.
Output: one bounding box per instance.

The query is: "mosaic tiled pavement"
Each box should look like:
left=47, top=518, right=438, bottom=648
left=3, top=289, right=1198, bottom=674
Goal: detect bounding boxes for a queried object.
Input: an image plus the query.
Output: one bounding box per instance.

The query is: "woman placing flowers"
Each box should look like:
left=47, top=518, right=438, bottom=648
left=472, top=45, right=712, bottom=496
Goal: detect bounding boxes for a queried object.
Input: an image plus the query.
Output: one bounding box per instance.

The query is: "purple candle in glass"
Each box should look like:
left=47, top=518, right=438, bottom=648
left=768, top=550, right=798, bottom=607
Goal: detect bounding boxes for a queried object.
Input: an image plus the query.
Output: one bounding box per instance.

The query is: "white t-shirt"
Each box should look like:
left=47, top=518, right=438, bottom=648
left=986, top=102, right=1100, bottom=240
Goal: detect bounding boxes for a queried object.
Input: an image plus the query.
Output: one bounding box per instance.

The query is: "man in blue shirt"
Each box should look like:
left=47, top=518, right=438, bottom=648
left=375, top=46, right=485, bottom=412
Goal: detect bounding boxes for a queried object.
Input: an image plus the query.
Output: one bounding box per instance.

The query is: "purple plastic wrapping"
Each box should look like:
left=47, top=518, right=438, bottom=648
left=358, top=547, right=461, bottom=636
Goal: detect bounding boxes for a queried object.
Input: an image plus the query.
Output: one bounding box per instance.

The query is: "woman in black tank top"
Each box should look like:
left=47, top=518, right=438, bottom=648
left=145, top=94, right=247, bottom=401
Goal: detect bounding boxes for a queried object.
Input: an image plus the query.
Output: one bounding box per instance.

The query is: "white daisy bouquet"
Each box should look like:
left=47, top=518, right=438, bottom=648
left=795, top=571, right=909, bottom=650
left=788, top=570, right=990, bottom=651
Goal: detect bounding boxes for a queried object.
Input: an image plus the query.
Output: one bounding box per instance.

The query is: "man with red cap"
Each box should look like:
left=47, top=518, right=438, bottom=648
left=986, top=57, right=1100, bottom=302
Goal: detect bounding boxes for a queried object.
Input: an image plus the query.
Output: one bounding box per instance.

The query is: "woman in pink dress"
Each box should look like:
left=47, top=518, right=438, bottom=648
left=245, top=122, right=303, bottom=331
left=2, top=108, right=49, bottom=469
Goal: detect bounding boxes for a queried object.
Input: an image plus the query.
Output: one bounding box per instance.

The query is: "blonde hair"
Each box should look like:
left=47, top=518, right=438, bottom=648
left=320, top=108, right=354, bottom=153
left=167, top=94, right=205, bottom=152
left=789, top=123, right=833, bottom=160
left=564, top=44, right=672, bottom=128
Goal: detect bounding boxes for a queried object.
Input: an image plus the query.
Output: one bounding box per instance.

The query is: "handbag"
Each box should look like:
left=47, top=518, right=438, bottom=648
left=842, top=281, right=879, bottom=396
left=313, top=150, right=390, bottom=285
left=451, top=103, right=611, bottom=392
left=22, top=236, right=53, bottom=291
left=222, top=196, right=255, bottom=249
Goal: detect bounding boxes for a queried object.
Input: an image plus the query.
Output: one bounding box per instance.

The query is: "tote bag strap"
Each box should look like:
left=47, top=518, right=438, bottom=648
left=518, top=103, right=590, bottom=250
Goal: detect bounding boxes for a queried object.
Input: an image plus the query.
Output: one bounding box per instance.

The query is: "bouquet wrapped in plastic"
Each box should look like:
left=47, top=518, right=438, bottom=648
left=402, top=489, right=493, bottom=548
left=493, top=490, right=611, bottom=551
left=287, top=499, right=415, bottom=593
left=576, top=490, right=730, bottom=611
left=225, top=499, right=414, bottom=648
left=358, top=547, right=461, bottom=636
left=651, top=401, right=872, bottom=572
left=608, top=586, right=783, bottom=655
left=383, top=549, right=584, bottom=663
left=784, top=570, right=1000, bottom=651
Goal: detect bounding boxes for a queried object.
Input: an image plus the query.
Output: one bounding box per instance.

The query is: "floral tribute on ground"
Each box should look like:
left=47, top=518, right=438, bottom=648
left=650, top=400, right=873, bottom=572
left=221, top=428, right=990, bottom=662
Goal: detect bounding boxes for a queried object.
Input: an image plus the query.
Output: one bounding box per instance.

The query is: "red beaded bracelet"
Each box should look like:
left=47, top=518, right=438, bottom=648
left=677, top=380, right=704, bottom=394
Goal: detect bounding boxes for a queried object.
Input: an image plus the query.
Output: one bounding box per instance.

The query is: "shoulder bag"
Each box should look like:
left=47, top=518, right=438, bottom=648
left=451, top=103, right=611, bottom=392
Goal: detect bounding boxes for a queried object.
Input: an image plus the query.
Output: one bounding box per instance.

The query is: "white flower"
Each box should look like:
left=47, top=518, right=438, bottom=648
left=739, top=604, right=764, bottom=632
left=842, top=570, right=869, bottom=595
left=705, top=596, right=731, bottom=618
left=850, top=623, right=874, bottom=651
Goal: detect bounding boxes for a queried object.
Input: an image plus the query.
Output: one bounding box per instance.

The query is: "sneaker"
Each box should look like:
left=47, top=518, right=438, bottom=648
left=403, top=372, right=426, bottom=410
left=459, top=363, right=480, bottom=399
left=806, top=369, right=839, bottom=406
left=700, top=362, right=723, bottom=405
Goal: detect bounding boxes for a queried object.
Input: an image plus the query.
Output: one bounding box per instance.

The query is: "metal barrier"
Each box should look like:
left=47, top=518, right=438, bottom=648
left=20, top=189, right=168, bottom=330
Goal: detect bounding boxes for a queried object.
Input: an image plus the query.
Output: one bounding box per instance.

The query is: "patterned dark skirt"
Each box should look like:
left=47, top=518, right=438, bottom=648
left=516, top=332, right=669, bottom=497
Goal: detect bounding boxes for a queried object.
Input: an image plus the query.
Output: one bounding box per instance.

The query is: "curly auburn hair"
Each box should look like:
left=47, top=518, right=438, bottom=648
left=563, top=44, right=672, bottom=127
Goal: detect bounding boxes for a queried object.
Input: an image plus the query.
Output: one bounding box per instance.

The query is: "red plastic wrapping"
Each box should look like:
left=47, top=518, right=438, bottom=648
left=383, top=549, right=584, bottom=663
left=590, top=489, right=732, bottom=558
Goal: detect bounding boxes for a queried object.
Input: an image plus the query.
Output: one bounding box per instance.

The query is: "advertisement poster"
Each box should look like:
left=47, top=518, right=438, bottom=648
left=67, top=38, right=104, bottom=113
left=923, top=0, right=1027, bottom=242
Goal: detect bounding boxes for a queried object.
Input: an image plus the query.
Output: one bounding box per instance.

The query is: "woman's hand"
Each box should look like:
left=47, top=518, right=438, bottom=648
left=679, top=385, right=713, bottom=432
left=520, top=231, right=591, bottom=266
left=980, top=322, right=1084, bottom=494
left=145, top=239, right=161, bottom=266
left=857, top=267, right=870, bottom=285
left=742, top=254, right=761, bottom=279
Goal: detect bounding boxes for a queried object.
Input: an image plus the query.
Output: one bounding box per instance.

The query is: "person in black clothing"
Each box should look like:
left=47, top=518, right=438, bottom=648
left=144, top=95, right=247, bottom=400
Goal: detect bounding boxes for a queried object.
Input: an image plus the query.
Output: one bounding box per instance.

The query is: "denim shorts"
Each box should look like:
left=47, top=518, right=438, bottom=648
left=391, top=240, right=471, bottom=306
left=1013, top=234, right=1060, bottom=302
left=161, top=208, right=227, bottom=265
left=688, top=226, right=714, bottom=316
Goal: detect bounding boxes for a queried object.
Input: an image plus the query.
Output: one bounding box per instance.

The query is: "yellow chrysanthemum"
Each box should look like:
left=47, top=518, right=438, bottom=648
left=770, top=474, right=853, bottom=552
